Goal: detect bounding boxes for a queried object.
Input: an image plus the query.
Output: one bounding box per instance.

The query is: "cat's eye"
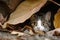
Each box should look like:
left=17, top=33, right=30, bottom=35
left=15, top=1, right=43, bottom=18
left=43, top=23, right=44, bottom=25
left=34, top=22, right=36, bottom=25
left=42, top=21, right=45, bottom=25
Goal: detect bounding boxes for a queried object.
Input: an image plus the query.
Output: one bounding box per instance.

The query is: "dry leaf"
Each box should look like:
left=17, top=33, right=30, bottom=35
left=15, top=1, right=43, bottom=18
left=6, top=0, right=47, bottom=24
left=54, top=8, right=60, bottom=28
left=2, top=0, right=47, bottom=28
left=7, top=0, right=23, bottom=12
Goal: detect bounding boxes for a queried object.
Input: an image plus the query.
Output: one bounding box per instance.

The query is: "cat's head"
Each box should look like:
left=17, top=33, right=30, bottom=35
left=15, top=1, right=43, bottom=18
left=30, top=11, right=51, bottom=32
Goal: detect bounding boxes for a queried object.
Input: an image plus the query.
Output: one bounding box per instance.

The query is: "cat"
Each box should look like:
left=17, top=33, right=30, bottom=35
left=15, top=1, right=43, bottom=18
left=30, top=11, right=51, bottom=33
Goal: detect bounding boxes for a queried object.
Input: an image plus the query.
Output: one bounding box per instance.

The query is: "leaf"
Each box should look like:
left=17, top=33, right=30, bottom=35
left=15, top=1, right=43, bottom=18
left=6, top=0, right=47, bottom=25
left=7, top=0, right=23, bottom=11
left=54, top=8, right=60, bottom=28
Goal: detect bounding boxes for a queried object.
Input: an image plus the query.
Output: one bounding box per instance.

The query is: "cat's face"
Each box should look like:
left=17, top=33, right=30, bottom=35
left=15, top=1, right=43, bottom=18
left=30, top=11, right=51, bottom=32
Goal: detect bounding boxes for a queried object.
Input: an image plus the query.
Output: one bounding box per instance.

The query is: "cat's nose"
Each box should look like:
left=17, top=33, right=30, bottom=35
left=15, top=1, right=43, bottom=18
left=38, top=26, right=49, bottom=32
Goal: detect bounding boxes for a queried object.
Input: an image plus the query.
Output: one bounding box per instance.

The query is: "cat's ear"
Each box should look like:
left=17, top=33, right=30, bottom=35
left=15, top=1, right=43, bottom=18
left=0, top=13, right=4, bottom=21
left=45, top=11, right=51, bottom=21
left=0, top=13, right=7, bottom=24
